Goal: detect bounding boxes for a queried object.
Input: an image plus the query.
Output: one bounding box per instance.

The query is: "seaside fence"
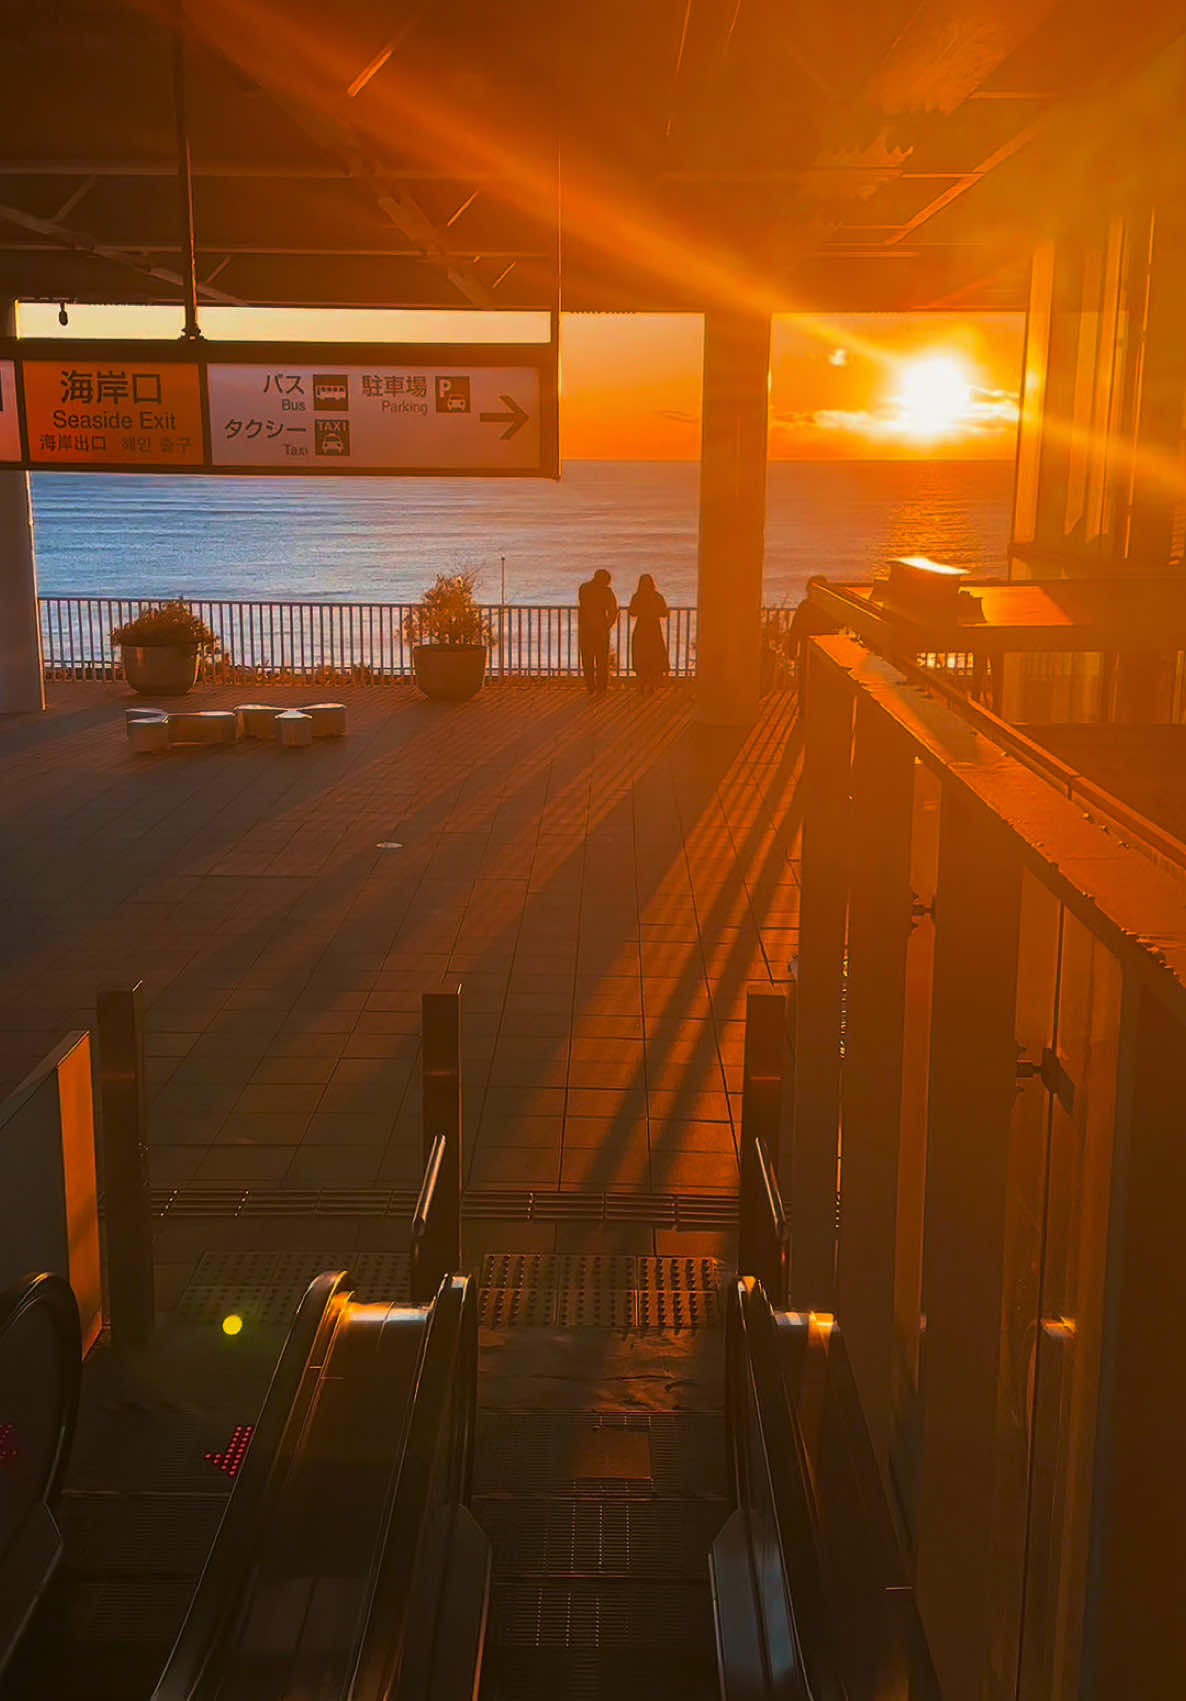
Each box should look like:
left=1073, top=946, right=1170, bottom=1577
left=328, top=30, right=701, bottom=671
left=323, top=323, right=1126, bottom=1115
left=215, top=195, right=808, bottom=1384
left=38, top=596, right=712, bottom=683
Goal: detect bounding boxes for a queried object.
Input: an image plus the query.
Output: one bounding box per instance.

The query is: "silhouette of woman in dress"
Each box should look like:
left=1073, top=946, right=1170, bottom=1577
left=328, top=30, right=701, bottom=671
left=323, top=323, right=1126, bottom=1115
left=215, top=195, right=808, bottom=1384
left=629, top=573, right=670, bottom=693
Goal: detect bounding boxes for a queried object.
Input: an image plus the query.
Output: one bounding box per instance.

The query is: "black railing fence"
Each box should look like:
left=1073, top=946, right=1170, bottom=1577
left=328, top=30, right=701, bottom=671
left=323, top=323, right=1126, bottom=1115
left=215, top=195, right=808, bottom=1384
left=38, top=595, right=710, bottom=683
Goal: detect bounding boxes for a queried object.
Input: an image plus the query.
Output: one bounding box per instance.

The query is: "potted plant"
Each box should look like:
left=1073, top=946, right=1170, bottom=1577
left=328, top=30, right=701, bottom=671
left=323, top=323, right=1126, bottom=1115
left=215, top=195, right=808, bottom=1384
left=111, top=601, right=219, bottom=697
left=404, top=571, right=493, bottom=702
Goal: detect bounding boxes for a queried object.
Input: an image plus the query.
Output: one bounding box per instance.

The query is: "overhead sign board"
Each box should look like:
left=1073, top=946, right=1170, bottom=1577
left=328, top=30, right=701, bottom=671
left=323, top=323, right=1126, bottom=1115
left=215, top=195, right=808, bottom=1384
left=22, top=357, right=204, bottom=467
left=207, top=361, right=540, bottom=471
left=0, top=339, right=558, bottom=478
left=0, top=360, right=19, bottom=462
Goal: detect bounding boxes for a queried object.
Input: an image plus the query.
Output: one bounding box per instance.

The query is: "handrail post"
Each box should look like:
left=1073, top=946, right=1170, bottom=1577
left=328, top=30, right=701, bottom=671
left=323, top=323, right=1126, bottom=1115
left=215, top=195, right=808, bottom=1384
left=96, top=983, right=155, bottom=1349
left=411, top=1133, right=449, bottom=1303
left=421, top=986, right=461, bottom=1276
left=740, top=990, right=790, bottom=1306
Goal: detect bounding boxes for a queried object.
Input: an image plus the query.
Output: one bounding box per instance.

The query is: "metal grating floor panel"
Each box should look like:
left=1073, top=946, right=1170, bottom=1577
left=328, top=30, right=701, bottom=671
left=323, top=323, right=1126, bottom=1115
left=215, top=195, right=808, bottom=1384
left=150, top=1185, right=737, bottom=1229
left=64, top=1576, right=198, bottom=1646
left=488, top=1579, right=714, bottom=1647
left=59, top=1491, right=226, bottom=1576
left=67, top=1404, right=243, bottom=1498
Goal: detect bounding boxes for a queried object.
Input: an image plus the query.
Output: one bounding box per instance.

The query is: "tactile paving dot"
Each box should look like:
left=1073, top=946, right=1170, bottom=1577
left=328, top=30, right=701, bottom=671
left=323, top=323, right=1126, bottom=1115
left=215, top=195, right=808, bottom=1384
left=556, top=1288, right=635, bottom=1330
left=635, top=1287, right=719, bottom=1331
left=480, top=1287, right=558, bottom=1329
left=175, top=1251, right=410, bottom=1325
left=481, top=1253, right=562, bottom=1290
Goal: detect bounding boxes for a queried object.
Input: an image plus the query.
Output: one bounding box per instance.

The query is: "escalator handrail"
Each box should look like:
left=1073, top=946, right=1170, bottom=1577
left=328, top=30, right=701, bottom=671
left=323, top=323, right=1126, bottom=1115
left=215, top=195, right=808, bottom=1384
left=728, top=1276, right=845, bottom=1701
left=150, top=1270, right=351, bottom=1701
left=346, top=1272, right=478, bottom=1701
left=0, top=1272, right=81, bottom=1514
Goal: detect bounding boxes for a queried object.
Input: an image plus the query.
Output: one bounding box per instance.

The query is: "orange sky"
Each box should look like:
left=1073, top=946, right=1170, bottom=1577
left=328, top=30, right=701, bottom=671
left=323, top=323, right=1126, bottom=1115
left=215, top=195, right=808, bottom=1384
left=560, top=312, right=1023, bottom=461
left=18, top=303, right=1023, bottom=461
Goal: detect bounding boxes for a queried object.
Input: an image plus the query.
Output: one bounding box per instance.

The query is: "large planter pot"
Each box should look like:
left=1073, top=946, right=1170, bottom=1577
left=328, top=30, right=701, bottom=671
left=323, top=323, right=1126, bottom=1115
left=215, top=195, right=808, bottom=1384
left=120, top=643, right=200, bottom=697
left=412, top=644, right=486, bottom=702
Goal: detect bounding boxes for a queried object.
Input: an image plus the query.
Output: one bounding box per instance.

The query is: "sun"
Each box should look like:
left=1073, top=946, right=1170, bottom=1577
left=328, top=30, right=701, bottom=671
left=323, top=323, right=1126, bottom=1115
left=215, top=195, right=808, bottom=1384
left=894, top=355, right=975, bottom=439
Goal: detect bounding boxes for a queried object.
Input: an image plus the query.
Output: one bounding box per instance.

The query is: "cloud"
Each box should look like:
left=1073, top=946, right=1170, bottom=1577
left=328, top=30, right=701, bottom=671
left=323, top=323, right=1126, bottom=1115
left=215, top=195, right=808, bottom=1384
left=773, top=382, right=1018, bottom=440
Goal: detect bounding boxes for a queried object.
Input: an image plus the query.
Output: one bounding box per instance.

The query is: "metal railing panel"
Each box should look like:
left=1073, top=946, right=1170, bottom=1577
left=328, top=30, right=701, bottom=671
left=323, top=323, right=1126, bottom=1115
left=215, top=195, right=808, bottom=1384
left=37, top=594, right=722, bottom=682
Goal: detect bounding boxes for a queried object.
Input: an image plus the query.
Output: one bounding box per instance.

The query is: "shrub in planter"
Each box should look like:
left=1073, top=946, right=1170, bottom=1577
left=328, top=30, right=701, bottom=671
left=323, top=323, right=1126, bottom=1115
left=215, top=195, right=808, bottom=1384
left=403, top=572, right=493, bottom=702
left=111, top=601, right=219, bottom=697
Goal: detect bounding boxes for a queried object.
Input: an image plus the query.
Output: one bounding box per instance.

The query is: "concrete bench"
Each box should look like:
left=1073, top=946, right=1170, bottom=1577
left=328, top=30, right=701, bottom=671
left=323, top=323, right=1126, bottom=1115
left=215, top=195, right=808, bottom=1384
left=300, top=703, right=347, bottom=738
left=127, top=714, right=170, bottom=753
left=236, top=704, right=284, bottom=739
left=166, top=710, right=237, bottom=746
left=124, top=701, right=346, bottom=753
left=276, top=710, right=314, bottom=748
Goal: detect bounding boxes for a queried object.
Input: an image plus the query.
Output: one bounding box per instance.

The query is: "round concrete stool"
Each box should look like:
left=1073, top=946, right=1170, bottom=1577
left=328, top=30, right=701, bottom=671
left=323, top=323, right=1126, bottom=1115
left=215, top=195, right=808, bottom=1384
left=236, top=704, right=283, bottom=740
left=300, top=703, right=347, bottom=738
left=276, top=709, right=314, bottom=748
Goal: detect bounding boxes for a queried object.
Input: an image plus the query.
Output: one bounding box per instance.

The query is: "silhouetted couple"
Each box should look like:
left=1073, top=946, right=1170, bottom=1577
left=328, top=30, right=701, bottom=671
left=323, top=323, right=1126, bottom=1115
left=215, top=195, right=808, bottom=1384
left=578, top=569, right=670, bottom=695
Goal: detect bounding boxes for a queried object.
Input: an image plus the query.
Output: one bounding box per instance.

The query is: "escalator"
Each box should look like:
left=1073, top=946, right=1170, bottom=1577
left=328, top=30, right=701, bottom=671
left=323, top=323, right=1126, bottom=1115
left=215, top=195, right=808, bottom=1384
left=151, top=1269, right=488, bottom=1701
left=0, top=1273, right=82, bottom=1680
left=1, top=1259, right=839, bottom=1701
left=2, top=1268, right=488, bottom=1701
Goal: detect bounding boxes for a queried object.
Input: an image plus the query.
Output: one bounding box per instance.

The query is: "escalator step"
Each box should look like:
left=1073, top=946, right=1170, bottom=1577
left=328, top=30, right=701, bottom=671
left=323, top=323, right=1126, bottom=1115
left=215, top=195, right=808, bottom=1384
left=473, top=1495, right=726, bottom=1578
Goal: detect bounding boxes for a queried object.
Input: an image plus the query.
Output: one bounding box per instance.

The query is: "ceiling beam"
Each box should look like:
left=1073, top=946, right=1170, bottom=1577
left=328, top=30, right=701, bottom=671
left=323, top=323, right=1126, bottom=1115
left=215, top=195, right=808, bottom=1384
left=866, top=0, right=1061, bottom=116
left=886, top=118, right=1042, bottom=244
left=171, top=20, right=495, bottom=308
left=0, top=243, right=546, bottom=259
left=0, top=199, right=244, bottom=302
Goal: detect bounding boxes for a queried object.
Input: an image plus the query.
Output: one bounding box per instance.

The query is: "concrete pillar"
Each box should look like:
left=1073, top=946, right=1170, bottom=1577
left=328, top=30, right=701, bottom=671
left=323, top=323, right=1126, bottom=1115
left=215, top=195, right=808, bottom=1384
left=1032, top=237, right=1086, bottom=550
left=0, top=299, right=43, bottom=714
left=1127, top=208, right=1186, bottom=568
left=695, top=309, right=770, bottom=726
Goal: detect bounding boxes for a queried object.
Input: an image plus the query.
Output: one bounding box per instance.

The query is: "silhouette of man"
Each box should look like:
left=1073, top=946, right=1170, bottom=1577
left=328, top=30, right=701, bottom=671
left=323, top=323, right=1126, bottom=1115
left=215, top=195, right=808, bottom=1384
left=578, top=568, right=617, bottom=695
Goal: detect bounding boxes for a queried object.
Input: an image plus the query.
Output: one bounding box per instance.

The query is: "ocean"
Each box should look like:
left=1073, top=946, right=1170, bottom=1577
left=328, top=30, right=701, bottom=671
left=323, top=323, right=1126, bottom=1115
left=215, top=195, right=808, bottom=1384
left=30, top=458, right=1013, bottom=608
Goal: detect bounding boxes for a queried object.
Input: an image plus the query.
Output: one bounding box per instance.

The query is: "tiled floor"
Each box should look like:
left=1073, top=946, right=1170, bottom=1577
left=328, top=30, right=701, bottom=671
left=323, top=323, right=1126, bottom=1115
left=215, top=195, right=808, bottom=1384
left=0, top=680, right=801, bottom=1226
